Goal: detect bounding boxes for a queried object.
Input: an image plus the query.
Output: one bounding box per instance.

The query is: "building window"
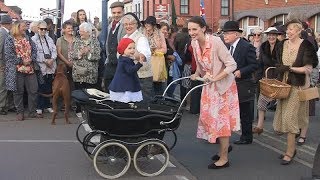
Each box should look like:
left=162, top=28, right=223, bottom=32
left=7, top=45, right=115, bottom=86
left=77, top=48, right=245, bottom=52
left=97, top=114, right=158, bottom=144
left=221, top=0, right=229, bottom=16
left=180, top=0, right=189, bottom=14
left=273, top=14, right=287, bottom=25
left=135, top=3, right=141, bottom=19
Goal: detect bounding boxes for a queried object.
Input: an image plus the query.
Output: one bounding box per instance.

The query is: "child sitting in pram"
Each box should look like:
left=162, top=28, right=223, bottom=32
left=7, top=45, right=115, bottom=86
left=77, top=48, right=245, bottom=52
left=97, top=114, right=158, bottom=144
left=108, top=38, right=144, bottom=103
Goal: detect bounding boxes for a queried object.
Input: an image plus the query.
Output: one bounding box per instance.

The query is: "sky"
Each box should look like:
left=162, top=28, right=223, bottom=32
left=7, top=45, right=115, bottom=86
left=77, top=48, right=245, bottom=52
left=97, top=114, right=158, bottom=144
left=5, top=0, right=119, bottom=22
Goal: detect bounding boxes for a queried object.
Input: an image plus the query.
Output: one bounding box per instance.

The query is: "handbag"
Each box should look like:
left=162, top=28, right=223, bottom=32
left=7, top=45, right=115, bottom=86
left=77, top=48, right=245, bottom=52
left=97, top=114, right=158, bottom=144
left=151, top=52, right=167, bottom=82
left=73, top=64, right=88, bottom=75
left=298, top=86, right=319, bottom=101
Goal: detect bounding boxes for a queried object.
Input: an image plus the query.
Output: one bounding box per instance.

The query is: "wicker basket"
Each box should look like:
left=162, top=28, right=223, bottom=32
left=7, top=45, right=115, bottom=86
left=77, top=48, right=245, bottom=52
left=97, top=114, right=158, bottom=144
left=259, top=67, right=291, bottom=99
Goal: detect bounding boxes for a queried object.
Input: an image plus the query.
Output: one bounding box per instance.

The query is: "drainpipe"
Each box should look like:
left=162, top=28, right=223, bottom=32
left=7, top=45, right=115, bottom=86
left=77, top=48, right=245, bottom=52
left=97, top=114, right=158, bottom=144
left=231, top=0, right=234, bottom=20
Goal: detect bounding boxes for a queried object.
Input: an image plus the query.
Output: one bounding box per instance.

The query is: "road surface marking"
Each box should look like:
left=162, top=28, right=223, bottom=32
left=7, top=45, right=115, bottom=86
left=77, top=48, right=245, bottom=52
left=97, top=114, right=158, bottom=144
left=235, top=131, right=313, bottom=168
left=175, top=175, right=189, bottom=180
left=0, top=140, right=78, bottom=143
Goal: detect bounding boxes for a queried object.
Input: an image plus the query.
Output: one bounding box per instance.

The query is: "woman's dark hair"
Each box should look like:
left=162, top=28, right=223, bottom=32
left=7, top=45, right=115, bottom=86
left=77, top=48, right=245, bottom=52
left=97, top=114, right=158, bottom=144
left=76, top=9, right=87, bottom=25
left=188, top=16, right=207, bottom=28
left=62, top=20, right=74, bottom=29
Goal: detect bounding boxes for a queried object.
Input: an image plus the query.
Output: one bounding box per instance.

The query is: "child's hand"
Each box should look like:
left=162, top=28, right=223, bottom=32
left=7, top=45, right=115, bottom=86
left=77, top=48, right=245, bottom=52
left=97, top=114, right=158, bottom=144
left=139, top=54, right=146, bottom=62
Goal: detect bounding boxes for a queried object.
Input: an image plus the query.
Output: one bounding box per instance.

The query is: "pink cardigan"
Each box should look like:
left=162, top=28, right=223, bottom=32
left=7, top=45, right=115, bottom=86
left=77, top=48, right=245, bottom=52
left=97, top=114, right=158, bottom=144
left=192, top=35, right=237, bottom=95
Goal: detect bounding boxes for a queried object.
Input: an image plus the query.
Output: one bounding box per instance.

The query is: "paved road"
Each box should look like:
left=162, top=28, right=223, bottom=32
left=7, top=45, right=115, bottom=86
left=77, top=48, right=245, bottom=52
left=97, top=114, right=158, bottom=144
left=0, top=100, right=318, bottom=180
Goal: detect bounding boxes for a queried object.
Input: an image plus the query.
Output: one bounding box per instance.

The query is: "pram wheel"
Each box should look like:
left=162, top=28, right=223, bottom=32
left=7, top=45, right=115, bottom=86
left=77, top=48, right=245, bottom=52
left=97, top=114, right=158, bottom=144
left=133, top=140, right=169, bottom=177
left=93, top=141, right=131, bottom=179
left=82, top=131, right=102, bottom=160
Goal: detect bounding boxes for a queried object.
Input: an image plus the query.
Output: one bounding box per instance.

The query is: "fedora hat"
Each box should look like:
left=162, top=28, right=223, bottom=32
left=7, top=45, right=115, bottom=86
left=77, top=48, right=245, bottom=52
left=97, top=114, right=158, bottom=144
left=141, top=16, right=160, bottom=29
left=222, top=21, right=243, bottom=32
left=0, top=15, right=12, bottom=24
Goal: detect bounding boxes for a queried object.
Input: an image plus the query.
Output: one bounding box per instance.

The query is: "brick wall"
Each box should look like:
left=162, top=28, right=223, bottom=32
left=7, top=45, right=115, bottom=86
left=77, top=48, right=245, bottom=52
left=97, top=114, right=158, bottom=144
left=234, top=0, right=320, bottom=11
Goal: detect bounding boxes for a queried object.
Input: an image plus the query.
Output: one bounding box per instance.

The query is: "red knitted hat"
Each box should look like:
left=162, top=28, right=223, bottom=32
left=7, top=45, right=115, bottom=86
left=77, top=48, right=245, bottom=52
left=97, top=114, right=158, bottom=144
left=117, top=38, right=135, bottom=55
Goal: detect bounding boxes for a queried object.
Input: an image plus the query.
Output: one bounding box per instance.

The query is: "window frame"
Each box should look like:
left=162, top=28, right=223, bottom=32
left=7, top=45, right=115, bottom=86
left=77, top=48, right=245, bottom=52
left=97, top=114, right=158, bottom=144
left=180, top=0, right=189, bottom=15
left=221, top=0, right=229, bottom=16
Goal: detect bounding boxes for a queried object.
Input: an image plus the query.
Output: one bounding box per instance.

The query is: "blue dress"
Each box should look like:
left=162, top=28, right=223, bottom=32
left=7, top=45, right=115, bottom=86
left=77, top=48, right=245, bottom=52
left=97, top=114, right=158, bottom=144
left=108, top=56, right=143, bottom=103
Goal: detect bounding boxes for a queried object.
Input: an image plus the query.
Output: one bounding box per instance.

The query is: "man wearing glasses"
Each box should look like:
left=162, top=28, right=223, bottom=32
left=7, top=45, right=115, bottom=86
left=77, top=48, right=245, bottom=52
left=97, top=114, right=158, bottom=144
left=222, top=21, right=258, bottom=145
left=102, top=1, right=126, bottom=92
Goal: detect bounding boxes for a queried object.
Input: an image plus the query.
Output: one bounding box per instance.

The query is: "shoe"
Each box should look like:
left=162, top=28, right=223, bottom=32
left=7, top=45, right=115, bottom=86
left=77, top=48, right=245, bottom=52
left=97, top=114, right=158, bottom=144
left=297, top=137, right=306, bottom=146
left=281, top=151, right=296, bottom=165
left=36, top=109, right=43, bottom=114
left=208, top=161, right=230, bottom=169
left=279, top=150, right=296, bottom=159
left=7, top=107, right=16, bottom=112
left=252, top=127, right=263, bottom=135
left=29, top=113, right=43, bottom=118
left=76, top=112, right=82, bottom=118
left=46, top=108, right=54, bottom=113
left=0, top=109, right=7, bottom=115
left=233, top=139, right=252, bottom=145
left=211, top=145, right=233, bottom=161
left=16, top=113, right=24, bottom=121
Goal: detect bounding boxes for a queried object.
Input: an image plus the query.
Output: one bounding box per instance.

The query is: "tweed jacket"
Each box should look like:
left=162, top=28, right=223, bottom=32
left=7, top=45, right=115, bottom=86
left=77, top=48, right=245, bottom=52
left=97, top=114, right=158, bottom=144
left=275, top=39, right=318, bottom=86
left=105, top=19, right=126, bottom=64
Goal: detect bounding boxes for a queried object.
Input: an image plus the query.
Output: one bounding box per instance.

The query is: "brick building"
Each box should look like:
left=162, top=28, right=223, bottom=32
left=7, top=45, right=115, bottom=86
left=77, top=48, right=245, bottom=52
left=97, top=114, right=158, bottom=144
left=232, top=0, right=320, bottom=36
left=140, top=0, right=320, bottom=36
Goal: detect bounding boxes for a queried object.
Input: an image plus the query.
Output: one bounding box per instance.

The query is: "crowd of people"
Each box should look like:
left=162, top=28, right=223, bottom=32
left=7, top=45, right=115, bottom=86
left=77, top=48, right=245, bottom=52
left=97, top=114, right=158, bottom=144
left=0, top=1, right=320, bottom=170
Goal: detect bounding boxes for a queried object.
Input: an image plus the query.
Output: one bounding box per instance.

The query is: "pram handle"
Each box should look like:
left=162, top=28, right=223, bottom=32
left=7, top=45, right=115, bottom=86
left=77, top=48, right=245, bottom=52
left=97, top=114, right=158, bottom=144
left=160, top=77, right=211, bottom=125
left=162, top=76, right=206, bottom=97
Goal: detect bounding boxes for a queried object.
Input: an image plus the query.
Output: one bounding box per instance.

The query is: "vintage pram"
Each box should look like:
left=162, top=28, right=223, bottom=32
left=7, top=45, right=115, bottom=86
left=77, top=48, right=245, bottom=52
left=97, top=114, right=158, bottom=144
left=72, top=77, right=208, bottom=179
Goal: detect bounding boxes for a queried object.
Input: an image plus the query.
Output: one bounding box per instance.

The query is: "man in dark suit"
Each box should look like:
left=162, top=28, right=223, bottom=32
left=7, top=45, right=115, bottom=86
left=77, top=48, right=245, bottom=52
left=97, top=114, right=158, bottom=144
left=0, top=14, right=13, bottom=115
left=223, top=21, right=258, bottom=145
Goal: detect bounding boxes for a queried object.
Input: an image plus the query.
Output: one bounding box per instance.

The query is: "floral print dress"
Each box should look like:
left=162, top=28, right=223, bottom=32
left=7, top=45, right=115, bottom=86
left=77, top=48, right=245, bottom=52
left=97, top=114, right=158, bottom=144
left=193, top=36, right=240, bottom=143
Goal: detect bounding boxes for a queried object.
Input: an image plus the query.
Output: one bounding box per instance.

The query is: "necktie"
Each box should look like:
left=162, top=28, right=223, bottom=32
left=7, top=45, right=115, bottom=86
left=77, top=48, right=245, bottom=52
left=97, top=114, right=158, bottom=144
left=111, top=20, right=119, bottom=31
left=230, top=45, right=234, bottom=56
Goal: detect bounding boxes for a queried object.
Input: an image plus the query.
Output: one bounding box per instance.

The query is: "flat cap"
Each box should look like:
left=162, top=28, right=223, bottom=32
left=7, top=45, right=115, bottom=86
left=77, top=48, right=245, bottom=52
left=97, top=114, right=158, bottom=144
left=110, top=1, right=124, bottom=9
left=0, top=14, right=12, bottom=24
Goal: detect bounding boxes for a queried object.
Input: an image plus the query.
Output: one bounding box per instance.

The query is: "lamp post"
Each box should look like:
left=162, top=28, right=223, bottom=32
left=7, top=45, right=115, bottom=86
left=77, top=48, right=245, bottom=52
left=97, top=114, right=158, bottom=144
left=56, top=0, right=62, bottom=38
left=101, top=0, right=109, bottom=48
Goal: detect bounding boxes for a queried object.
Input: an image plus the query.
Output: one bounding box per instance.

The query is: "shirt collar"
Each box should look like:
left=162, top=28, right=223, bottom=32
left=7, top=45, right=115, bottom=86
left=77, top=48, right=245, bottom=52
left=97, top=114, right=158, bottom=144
left=231, top=37, right=240, bottom=49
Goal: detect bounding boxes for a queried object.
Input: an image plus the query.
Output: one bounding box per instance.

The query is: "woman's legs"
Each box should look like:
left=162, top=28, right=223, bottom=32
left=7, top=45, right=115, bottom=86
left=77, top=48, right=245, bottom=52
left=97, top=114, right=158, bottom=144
left=283, top=133, right=296, bottom=161
left=256, top=110, right=265, bottom=128
left=37, top=74, right=54, bottom=112
left=297, top=126, right=308, bottom=145
left=13, top=73, right=26, bottom=118
left=25, top=74, right=39, bottom=116
left=215, top=137, right=229, bottom=165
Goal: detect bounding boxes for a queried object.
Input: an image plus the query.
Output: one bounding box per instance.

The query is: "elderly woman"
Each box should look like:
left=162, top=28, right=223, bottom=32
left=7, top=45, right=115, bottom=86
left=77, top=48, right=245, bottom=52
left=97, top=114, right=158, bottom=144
left=4, top=20, right=39, bottom=120
left=253, top=27, right=281, bottom=134
left=273, top=18, right=318, bottom=165
left=32, top=20, right=57, bottom=116
left=71, top=22, right=101, bottom=117
left=143, top=16, right=167, bottom=96
left=121, top=13, right=152, bottom=103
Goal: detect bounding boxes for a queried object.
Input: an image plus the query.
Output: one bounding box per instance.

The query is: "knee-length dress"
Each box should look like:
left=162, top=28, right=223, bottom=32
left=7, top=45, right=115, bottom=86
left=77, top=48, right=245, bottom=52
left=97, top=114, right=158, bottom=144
left=273, top=41, right=309, bottom=134
left=192, top=35, right=240, bottom=143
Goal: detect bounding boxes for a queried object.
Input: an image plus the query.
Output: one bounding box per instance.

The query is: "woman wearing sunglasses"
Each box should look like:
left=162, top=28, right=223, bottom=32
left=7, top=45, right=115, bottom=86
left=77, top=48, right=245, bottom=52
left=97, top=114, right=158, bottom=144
left=31, top=20, right=57, bottom=117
